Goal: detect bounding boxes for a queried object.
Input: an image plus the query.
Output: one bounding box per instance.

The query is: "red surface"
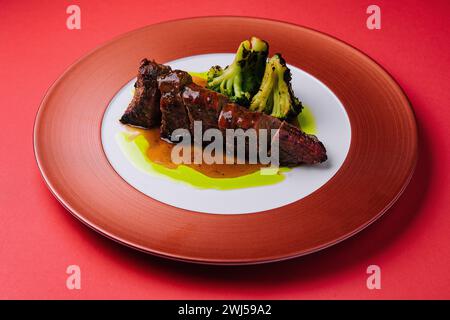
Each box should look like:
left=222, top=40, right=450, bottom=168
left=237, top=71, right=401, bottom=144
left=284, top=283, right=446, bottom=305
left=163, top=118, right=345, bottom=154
left=0, top=0, right=449, bottom=299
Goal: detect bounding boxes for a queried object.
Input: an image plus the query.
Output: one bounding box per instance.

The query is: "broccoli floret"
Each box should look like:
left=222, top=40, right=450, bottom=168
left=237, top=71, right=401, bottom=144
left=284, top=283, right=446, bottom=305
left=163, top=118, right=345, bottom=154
left=249, top=54, right=302, bottom=119
left=207, top=37, right=268, bottom=106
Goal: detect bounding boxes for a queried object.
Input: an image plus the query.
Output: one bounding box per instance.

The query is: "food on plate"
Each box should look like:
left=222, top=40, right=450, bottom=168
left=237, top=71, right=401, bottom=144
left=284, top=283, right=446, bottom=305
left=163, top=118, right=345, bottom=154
left=219, top=103, right=326, bottom=166
left=206, top=37, right=268, bottom=106
left=120, top=59, right=327, bottom=166
left=206, top=37, right=301, bottom=121
left=249, top=54, right=302, bottom=119
left=120, top=59, right=171, bottom=128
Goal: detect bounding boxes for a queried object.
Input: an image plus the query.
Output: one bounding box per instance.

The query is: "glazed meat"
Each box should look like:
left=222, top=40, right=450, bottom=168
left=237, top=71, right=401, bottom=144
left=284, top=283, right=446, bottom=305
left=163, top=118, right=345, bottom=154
left=182, top=83, right=230, bottom=134
left=218, top=103, right=327, bottom=165
left=157, top=70, right=192, bottom=140
left=277, top=121, right=327, bottom=165
left=158, top=70, right=230, bottom=138
left=120, top=59, right=171, bottom=128
left=121, top=61, right=327, bottom=166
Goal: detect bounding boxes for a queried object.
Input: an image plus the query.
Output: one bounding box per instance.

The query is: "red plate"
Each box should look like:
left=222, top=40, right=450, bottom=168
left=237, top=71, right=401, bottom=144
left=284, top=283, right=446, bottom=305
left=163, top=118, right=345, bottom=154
left=34, top=17, right=417, bottom=264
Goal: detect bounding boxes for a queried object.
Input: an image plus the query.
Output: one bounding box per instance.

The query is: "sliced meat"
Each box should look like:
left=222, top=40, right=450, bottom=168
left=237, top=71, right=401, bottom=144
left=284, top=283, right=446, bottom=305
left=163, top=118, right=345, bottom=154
left=120, top=59, right=171, bottom=128
left=218, top=103, right=327, bottom=165
left=219, top=103, right=282, bottom=134
left=218, top=103, right=282, bottom=162
left=158, top=70, right=230, bottom=139
left=157, top=70, right=192, bottom=141
left=276, top=121, right=327, bottom=166
left=218, top=103, right=263, bottom=130
left=120, top=61, right=327, bottom=166
left=182, top=83, right=229, bottom=134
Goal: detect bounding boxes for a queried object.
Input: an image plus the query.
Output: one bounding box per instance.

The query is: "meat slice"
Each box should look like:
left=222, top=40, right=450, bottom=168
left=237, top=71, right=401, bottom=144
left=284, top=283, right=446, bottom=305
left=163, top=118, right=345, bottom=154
left=218, top=103, right=282, bottom=162
left=218, top=103, right=264, bottom=130
left=276, top=121, right=327, bottom=165
left=120, top=59, right=171, bottom=128
left=219, top=103, right=282, bottom=133
left=157, top=70, right=192, bottom=141
left=182, top=83, right=229, bottom=134
left=158, top=70, right=229, bottom=139
left=218, top=103, right=327, bottom=165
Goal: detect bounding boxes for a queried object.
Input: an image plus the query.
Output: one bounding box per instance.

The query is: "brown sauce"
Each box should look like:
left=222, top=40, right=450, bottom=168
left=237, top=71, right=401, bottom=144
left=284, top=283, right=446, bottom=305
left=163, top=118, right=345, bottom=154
left=191, top=75, right=207, bottom=87
left=128, top=127, right=264, bottom=179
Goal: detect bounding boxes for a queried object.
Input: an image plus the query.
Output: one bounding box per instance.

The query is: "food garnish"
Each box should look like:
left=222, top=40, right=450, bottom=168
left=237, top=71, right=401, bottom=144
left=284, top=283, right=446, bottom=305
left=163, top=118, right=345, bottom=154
left=249, top=54, right=302, bottom=119
left=206, top=37, right=268, bottom=107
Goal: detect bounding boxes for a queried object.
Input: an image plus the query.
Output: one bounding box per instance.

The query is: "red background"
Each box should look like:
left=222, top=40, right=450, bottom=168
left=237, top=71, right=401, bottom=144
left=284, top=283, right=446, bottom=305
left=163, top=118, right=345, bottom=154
left=1, top=0, right=449, bottom=299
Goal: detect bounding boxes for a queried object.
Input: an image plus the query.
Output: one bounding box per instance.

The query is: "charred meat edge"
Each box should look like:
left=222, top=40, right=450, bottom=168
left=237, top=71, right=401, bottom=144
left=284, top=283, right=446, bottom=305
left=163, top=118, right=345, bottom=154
left=120, top=59, right=171, bottom=128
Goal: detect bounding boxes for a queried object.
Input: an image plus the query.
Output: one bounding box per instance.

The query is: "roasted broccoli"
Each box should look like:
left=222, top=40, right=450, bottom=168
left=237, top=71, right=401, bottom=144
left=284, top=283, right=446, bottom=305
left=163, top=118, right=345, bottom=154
left=206, top=37, right=269, bottom=106
left=249, top=54, right=302, bottom=119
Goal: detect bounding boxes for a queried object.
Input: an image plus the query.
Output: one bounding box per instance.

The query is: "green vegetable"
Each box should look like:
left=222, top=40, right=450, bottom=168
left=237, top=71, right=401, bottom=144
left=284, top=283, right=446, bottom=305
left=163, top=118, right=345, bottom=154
left=249, top=54, right=302, bottom=119
left=206, top=37, right=269, bottom=106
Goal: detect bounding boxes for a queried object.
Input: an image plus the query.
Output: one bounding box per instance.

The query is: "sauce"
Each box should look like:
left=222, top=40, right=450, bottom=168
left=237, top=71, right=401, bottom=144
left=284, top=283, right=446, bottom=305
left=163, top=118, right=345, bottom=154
left=128, top=127, right=265, bottom=178
left=190, top=75, right=207, bottom=88
left=115, top=71, right=317, bottom=190
left=116, top=130, right=289, bottom=190
left=296, top=105, right=316, bottom=135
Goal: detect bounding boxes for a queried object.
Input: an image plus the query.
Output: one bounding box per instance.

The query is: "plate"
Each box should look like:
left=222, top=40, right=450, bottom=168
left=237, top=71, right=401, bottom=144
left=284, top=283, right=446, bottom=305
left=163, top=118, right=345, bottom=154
left=34, top=17, right=417, bottom=264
